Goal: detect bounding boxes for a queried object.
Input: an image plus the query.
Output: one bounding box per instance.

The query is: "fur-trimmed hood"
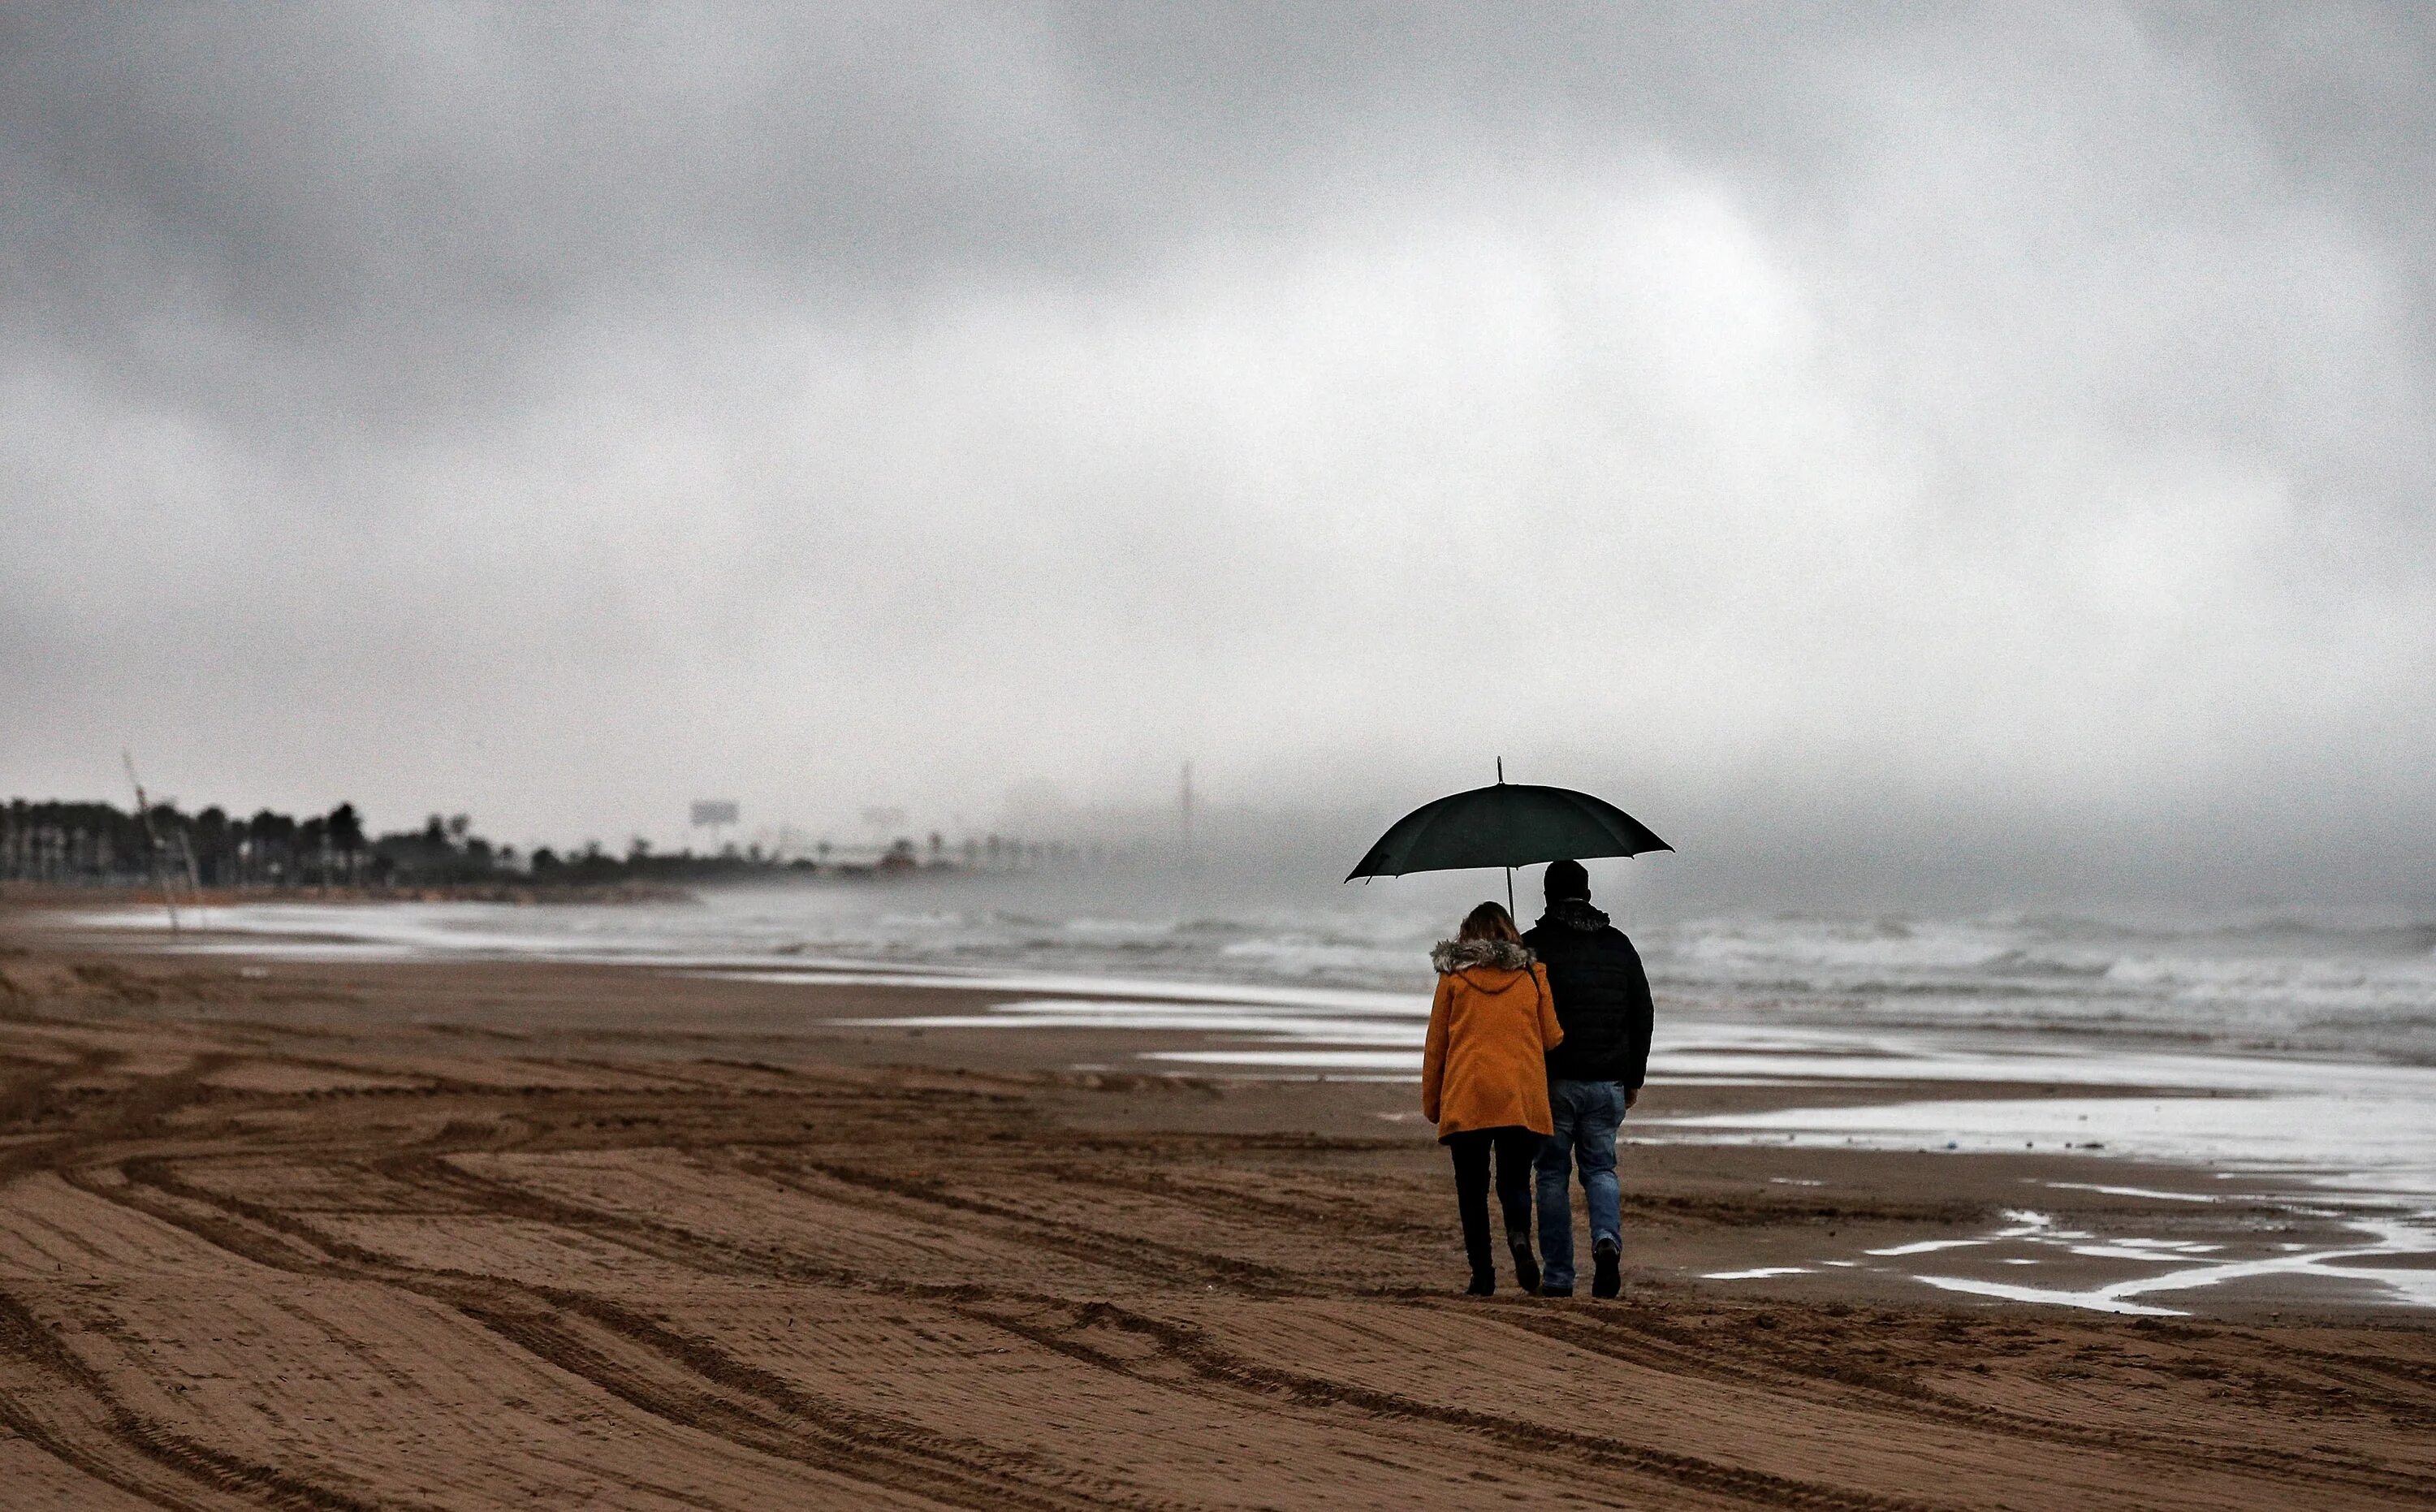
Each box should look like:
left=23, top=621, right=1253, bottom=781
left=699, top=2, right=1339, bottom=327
left=1430, top=938, right=1536, bottom=974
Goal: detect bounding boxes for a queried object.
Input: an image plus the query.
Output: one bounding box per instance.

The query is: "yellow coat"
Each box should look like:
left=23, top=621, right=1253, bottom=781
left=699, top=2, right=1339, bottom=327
left=1421, top=953, right=1564, bottom=1139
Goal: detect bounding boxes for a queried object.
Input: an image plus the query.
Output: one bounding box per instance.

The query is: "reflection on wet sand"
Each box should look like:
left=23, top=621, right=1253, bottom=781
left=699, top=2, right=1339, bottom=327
left=1697, top=1203, right=2436, bottom=1316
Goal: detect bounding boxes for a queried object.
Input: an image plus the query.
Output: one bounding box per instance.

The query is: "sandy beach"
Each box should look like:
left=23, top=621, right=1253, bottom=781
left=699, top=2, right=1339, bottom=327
left=17, top=2, right=2436, bottom=1503
left=0, top=909, right=2428, bottom=1509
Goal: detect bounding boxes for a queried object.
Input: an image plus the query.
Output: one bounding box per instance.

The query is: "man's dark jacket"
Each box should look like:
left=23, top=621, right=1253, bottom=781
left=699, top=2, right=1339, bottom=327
left=1523, top=900, right=1654, bottom=1088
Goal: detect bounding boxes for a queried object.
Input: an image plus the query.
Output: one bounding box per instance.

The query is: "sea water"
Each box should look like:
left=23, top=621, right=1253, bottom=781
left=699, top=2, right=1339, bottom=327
left=78, top=877, right=2436, bottom=1062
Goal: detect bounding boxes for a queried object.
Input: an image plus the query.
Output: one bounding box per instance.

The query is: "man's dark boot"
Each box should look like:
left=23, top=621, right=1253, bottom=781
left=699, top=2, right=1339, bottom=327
left=1592, top=1238, right=1622, bottom=1299
left=1466, top=1268, right=1497, bottom=1297
left=1507, top=1230, right=1541, bottom=1295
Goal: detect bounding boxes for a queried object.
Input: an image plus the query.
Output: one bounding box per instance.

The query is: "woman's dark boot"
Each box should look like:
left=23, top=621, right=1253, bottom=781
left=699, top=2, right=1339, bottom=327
left=1507, top=1230, right=1541, bottom=1295
left=1466, top=1268, right=1497, bottom=1296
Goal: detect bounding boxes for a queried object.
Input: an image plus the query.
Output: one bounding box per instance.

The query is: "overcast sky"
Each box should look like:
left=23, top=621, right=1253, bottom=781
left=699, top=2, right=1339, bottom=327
left=4, top=3, right=2431, bottom=903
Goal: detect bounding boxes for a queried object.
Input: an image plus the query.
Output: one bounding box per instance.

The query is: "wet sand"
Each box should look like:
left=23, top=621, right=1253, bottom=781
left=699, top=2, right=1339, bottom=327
left=3, top=918, right=2434, bottom=1508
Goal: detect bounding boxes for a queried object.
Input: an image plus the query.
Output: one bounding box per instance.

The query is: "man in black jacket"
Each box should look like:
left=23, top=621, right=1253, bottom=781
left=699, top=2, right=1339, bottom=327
left=1522, top=859, right=1653, bottom=1298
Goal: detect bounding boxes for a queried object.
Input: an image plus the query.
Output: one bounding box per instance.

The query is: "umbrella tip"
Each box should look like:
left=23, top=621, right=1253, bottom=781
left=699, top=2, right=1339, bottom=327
left=1497, top=757, right=1504, bottom=784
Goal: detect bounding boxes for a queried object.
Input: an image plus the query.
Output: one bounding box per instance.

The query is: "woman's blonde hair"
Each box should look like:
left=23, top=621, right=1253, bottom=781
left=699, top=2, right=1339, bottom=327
left=1458, top=901, right=1520, bottom=944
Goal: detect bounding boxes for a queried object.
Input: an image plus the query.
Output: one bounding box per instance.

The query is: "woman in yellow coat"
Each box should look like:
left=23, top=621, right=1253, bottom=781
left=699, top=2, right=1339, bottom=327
left=1423, top=901, right=1565, bottom=1294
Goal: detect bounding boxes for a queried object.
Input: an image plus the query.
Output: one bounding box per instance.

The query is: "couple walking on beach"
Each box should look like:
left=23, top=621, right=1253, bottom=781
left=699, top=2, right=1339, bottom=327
left=1422, top=858, right=1653, bottom=1298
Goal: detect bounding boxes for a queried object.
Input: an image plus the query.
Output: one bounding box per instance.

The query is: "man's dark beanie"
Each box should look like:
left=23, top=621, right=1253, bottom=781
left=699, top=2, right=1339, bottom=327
left=1544, top=859, right=1591, bottom=901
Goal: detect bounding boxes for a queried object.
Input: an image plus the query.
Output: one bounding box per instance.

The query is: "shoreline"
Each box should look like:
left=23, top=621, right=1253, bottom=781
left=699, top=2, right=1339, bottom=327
left=3, top=907, right=2434, bottom=1506
left=24, top=902, right=2436, bottom=1320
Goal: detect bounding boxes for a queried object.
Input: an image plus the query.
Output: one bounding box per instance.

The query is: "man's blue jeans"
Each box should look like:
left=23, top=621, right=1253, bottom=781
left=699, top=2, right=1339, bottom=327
left=1536, top=1078, right=1627, bottom=1293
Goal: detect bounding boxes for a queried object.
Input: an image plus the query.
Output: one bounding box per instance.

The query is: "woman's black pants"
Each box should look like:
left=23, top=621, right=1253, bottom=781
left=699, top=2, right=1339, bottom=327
left=1445, top=1125, right=1539, bottom=1279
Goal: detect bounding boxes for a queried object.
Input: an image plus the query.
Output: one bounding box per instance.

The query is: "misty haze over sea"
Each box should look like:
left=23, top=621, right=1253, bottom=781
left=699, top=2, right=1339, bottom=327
left=5, top=4, right=2435, bottom=921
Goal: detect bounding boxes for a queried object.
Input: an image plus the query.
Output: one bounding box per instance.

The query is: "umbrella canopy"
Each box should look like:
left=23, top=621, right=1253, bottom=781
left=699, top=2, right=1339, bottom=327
left=1345, top=782, right=1669, bottom=881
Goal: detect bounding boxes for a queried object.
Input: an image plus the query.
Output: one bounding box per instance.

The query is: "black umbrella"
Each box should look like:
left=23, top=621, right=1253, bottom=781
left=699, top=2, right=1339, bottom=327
left=1345, top=764, right=1669, bottom=913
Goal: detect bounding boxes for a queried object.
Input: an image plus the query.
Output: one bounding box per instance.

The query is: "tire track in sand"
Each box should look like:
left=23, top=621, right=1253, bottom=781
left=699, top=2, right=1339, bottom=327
left=0, top=1288, right=398, bottom=1512
left=736, top=1151, right=1311, bottom=1295
left=970, top=1295, right=1949, bottom=1512
left=0, top=1056, right=403, bottom=1511
left=378, top=1130, right=2430, bottom=1510
left=93, top=1153, right=1179, bottom=1510
left=7, top=1009, right=2429, bottom=1511
left=1492, top=1302, right=2436, bottom=1502
left=268, top=1147, right=1920, bottom=1509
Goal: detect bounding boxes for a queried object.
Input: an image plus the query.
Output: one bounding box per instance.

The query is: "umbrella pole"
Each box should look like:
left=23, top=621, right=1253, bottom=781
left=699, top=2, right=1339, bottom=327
left=1499, top=758, right=1514, bottom=917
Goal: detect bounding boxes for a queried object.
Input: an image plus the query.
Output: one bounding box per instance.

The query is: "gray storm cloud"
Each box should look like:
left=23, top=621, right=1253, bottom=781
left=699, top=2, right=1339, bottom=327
left=3, top=3, right=2431, bottom=904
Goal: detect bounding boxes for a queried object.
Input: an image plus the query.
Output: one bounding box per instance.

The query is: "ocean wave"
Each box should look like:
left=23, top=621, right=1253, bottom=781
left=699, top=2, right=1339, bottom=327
left=77, top=887, right=2436, bottom=1065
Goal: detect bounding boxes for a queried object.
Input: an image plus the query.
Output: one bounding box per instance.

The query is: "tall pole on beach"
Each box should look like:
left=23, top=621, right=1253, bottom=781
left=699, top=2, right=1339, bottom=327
left=1179, top=761, right=1194, bottom=872
left=122, top=751, right=180, bottom=934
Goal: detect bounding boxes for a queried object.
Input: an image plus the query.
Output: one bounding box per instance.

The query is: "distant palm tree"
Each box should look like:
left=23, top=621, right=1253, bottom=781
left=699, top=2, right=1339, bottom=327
left=327, top=803, right=365, bottom=883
